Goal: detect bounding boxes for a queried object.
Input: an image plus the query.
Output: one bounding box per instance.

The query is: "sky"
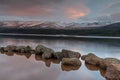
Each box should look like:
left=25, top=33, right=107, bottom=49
left=0, top=0, right=120, bottom=22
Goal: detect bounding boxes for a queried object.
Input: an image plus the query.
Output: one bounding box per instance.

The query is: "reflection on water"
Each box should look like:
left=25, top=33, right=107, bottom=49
left=0, top=37, right=120, bottom=80
left=85, top=63, right=106, bottom=77
left=2, top=51, right=80, bottom=70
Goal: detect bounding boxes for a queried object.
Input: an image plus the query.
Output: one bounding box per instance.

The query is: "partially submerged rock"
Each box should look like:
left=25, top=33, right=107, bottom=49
left=30, top=50, right=36, bottom=54
left=35, top=45, right=54, bottom=59
left=100, top=58, right=120, bottom=70
left=42, top=52, right=53, bottom=59
left=35, top=45, right=45, bottom=54
left=35, top=54, right=42, bottom=61
left=81, top=55, right=87, bottom=60
left=0, top=47, right=5, bottom=53
left=3, top=45, right=17, bottom=52
left=16, top=46, right=28, bottom=53
left=105, top=64, right=120, bottom=80
left=61, top=64, right=80, bottom=71
left=24, top=46, right=32, bottom=53
left=85, top=63, right=99, bottom=71
left=51, top=59, right=60, bottom=64
left=53, top=52, right=63, bottom=59
left=62, top=58, right=81, bottom=66
left=24, top=53, right=32, bottom=59
left=61, top=49, right=81, bottom=59
left=35, top=45, right=54, bottom=54
left=4, top=52, right=14, bottom=56
left=82, top=53, right=103, bottom=66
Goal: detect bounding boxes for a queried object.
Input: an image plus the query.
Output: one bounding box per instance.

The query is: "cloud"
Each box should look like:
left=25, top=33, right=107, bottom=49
left=6, top=6, right=53, bottom=16
left=111, top=13, right=120, bottom=22
left=0, top=0, right=57, bottom=16
left=102, top=1, right=120, bottom=15
left=0, top=0, right=91, bottom=21
left=65, top=6, right=90, bottom=19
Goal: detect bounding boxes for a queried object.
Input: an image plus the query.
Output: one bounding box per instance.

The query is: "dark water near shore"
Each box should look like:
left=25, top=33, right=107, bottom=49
left=0, top=37, right=120, bottom=80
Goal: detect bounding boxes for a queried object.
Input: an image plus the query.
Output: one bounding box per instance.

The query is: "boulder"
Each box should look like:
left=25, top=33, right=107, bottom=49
left=5, top=52, right=14, bottom=56
left=100, top=58, right=120, bottom=70
left=16, top=46, right=26, bottom=53
left=61, top=49, right=81, bottom=59
left=24, top=53, right=32, bottom=59
left=35, top=45, right=54, bottom=54
left=51, top=59, right=60, bottom=64
left=42, top=52, right=53, bottom=59
left=44, top=59, right=51, bottom=67
left=0, top=47, right=5, bottom=53
left=81, top=55, right=87, bottom=60
left=99, top=68, right=106, bottom=77
left=82, top=53, right=103, bottom=66
left=3, top=45, right=17, bottom=52
left=30, top=50, right=36, bottom=54
left=53, top=52, right=63, bottom=59
left=35, top=45, right=46, bottom=54
left=35, top=54, right=42, bottom=61
left=85, top=63, right=99, bottom=71
left=61, top=65, right=80, bottom=71
left=105, top=64, right=120, bottom=80
left=35, top=45, right=54, bottom=59
left=85, top=62, right=106, bottom=77
left=24, top=46, right=32, bottom=53
left=62, top=58, right=81, bottom=66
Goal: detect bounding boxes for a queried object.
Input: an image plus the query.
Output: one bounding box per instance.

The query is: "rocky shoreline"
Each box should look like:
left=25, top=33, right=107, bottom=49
left=82, top=53, right=120, bottom=80
left=0, top=45, right=120, bottom=80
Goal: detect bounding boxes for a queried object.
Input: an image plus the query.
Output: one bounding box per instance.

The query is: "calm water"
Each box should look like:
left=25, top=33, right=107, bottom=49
left=0, top=37, right=120, bottom=80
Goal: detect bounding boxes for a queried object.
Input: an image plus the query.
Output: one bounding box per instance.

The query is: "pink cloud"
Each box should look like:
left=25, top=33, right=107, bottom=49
left=6, top=6, right=53, bottom=16
left=64, top=5, right=90, bottom=19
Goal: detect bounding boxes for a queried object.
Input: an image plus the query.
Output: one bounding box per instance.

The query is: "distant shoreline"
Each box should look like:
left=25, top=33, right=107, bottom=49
left=0, top=33, right=120, bottom=39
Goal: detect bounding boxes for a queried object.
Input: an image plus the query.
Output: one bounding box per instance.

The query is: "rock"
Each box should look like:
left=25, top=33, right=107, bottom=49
left=53, top=52, right=63, bottom=59
left=24, top=53, right=32, bottom=59
left=51, top=59, right=60, bottom=64
left=62, top=58, right=81, bottom=66
left=85, top=63, right=99, bottom=71
left=44, top=59, right=51, bottom=67
left=105, top=64, right=120, bottom=80
left=35, top=45, right=45, bottom=54
left=2, top=45, right=33, bottom=53
left=81, top=55, right=87, bottom=60
left=35, top=45, right=54, bottom=59
left=3, top=45, right=17, bottom=52
left=61, top=64, right=80, bottom=71
left=61, top=49, right=81, bottom=59
left=35, top=54, right=42, bottom=61
left=42, top=52, right=53, bottom=59
left=35, top=45, right=54, bottom=53
left=30, top=50, right=36, bottom=54
left=5, top=52, right=14, bottom=56
left=82, top=53, right=103, bottom=66
left=24, top=46, right=32, bottom=53
left=35, top=45, right=52, bottom=54
left=85, top=62, right=106, bottom=77
left=100, top=58, right=120, bottom=70
left=16, top=46, right=26, bottom=53
left=0, top=47, right=5, bottom=53
left=99, top=68, right=106, bottom=77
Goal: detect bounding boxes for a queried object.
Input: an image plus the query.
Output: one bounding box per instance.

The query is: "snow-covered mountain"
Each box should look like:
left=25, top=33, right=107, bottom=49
left=0, top=21, right=111, bottom=29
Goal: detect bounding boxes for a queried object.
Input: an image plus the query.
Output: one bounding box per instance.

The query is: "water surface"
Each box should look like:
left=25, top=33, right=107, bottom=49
left=0, top=37, right=120, bottom=80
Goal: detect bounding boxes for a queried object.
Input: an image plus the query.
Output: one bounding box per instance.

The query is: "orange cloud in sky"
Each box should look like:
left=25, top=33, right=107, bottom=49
left=67, top=8, right=86, bottom=19
left=65, top=4, right=90, bottom=19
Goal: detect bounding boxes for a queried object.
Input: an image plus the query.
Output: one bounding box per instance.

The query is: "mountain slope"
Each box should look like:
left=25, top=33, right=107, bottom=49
left=0, top=22, right=120, bottom=36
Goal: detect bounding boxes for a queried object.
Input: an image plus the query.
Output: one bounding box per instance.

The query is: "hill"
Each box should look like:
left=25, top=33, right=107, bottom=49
left=0, top=22, right=120, bottom=36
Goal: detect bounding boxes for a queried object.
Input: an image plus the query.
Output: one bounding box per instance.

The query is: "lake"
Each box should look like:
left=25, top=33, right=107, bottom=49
left=0, top=36, right=120, bottom=80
